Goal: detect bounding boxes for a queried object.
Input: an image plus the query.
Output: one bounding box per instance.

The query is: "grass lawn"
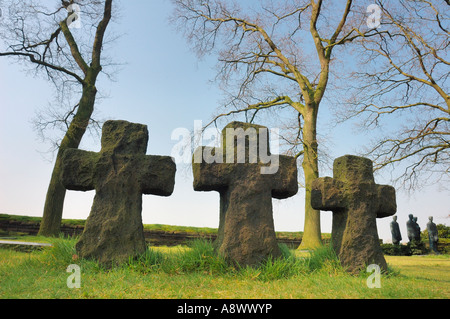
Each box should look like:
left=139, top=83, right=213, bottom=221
left=0, top=237, right=448, bottom=299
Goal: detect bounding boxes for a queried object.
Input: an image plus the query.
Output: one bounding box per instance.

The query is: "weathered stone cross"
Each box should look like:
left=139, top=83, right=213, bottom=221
left=311, top=155, right=396, bottom=273
left=61, top=120, right=176, bottom=264
left=192, top=121, right=298, bottom=266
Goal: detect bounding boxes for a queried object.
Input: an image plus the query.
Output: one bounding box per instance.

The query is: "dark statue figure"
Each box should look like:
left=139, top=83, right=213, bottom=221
left=406, top=214, right=415, bottom=242
left=407, top=214, right=421, bottom=243
left=390, top=215, right=402, bottom=245
left=427, top=216, right=439, bottom=253
left=413, top=216, right=421, bottom=242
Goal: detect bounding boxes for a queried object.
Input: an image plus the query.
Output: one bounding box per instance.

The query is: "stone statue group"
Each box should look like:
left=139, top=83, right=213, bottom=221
left=390, top=214, right=440, bottom=253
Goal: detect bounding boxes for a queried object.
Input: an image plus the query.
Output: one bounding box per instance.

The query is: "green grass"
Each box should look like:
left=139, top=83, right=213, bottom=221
left=0, top=237, right=449, bottom=299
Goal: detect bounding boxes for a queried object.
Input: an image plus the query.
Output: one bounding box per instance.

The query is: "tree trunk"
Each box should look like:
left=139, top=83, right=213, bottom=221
left=38, top=82, right=98, bottom=236
left=38, top=150, right=68, bottom=236
left=298, top=103, right=322, bottom=249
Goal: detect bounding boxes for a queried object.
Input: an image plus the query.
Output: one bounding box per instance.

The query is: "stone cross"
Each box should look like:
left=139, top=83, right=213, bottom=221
left=311, top=155, right=396, bottom=273
left=61, top=120, right=176, bottom=264
left=192, top=121, right=298, bottom=266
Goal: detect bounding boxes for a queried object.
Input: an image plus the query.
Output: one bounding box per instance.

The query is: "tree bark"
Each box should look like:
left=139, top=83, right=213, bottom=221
left=38, top=82, right=98, bottom=236
left=38, top=151, right=67, bottom=237
left=298, top=103, right=322, bottom=249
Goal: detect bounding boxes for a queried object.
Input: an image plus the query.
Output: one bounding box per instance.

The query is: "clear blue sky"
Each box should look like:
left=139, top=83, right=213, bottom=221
left=0, top=1, right=448, bottom=242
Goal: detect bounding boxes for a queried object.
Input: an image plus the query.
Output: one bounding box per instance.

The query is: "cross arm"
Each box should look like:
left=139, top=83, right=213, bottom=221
left=375, top=184, right=397, bottom=218
left=140, top=155, right=176, bottom=196
left=60, top=149, right=99, bottom=191
left=311, top=177, right=346, bottom=211
left=192, top=147, right=228, bottom=192
left=271, top=155, right=298, bottom=199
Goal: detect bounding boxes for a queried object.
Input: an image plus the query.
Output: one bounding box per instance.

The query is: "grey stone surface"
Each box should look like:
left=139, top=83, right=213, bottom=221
left=192, top=121, right=298, bottom=266
left=311, top=155, right=396, bottom=273
left=61, top=120, right=176, bottom=264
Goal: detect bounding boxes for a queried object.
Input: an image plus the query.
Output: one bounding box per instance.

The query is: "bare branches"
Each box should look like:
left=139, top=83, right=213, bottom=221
left=343, top=0, right=449, bottom=189
left=172, top=0, right=372, bottom=120
left=0, top=0, right=116, bottom=152
left=1, top=1, right=79, bottom=83
left=204, top=95, right=298, bottom=128
left=91, top=0, right=112, bottom=70
left=0, top=51, right=84, bottom=83
left=366, top=117, right=449, bottom=190
left=0, top=1, right=115, bottom=84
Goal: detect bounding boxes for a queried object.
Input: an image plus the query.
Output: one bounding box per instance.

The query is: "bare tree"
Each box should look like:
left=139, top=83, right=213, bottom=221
left=172, top=0, right=376, bottom=249
left=0, top=0, right=114, bottom=236
left=342, top=0, right=449, bottom=190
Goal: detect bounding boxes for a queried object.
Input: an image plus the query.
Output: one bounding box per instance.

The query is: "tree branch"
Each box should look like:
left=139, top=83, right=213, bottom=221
left=91, top=0, right=113, bottom=69
left=204, top=95, right=300, bottom=128
left=59, top=20, right=89, bottom=75
left=0, top=51, right=84, bottom=83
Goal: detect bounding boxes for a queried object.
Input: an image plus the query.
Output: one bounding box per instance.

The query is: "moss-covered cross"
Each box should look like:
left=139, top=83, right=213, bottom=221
left=192, top=121, right=298, bottom=266
left=311, top=155, right=396, bottom=273
left=60, top=120, right=176, bottom=264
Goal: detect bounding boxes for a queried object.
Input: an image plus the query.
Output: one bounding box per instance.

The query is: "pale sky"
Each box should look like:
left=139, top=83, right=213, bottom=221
left=0, top=1, right=448, bottom=242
